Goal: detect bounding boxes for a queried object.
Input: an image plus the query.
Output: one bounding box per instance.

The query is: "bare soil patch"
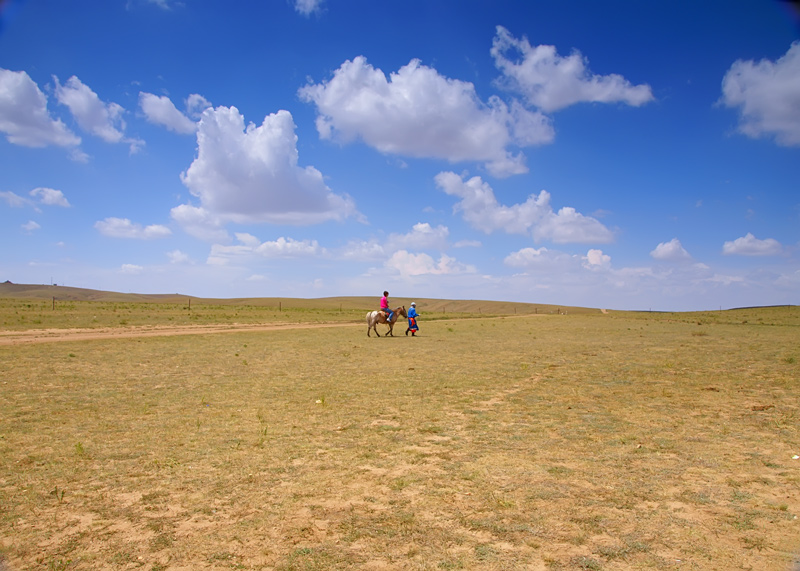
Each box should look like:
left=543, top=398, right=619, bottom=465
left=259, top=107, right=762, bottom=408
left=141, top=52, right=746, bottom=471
left=0, top=321, right=358, bottom=345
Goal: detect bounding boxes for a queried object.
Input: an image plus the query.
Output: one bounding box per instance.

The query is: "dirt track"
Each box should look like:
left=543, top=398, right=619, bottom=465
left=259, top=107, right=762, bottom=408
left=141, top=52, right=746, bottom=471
left=0, top=321, right=361, bottom=345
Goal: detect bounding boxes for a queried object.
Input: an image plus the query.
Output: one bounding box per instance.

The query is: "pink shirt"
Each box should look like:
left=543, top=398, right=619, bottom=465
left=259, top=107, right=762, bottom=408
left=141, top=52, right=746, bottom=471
left=380, top=295, right=389, bottom=309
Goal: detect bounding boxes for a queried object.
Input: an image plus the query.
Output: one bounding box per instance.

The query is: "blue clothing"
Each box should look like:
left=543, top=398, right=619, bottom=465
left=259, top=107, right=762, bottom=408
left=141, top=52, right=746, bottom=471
left=407, top=307, right=419, bottom=331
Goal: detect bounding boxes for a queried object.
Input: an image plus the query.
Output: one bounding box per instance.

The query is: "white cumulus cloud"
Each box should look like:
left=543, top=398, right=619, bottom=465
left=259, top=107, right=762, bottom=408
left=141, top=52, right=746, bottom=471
left=207, top=234, right=325, bottom=265
left=650, top=238, right=692, bottom=261
left=170, top=204, right=230, bottom=243
left=338, top=222, right=451, bottom=262
left=186, top=94, right=211, bottom=117
left=721, top=42, right=800, bottom=146
left=254, top=236, right=325, bottom=257
left=2, top=187, right=70, bottom=211
left=504, top=246, right=575, bottom=269
left=95, top=217, right=172, bottom=239
left=54, top=75, right=144, bottom=153
left=722, top=233, right=782, bottom=256
left=299, top=56, right=553, bottom=177
left=294, top=0, right=324, bottom=16
left=0, top=68, right=81, bottom=148
left=582, top=248, right=612, bottom=269
left=22, top=220, right=41, bottom=232
left=385, top=250, right=476, bottom=277
left=385, top=223, right=450, bottom=252
left=167, top=250, right=190, bottom=264
left=54, top=76, right=123, bottom=141
left=178, top=106, right=358, bottom=226
left=1, top=191, right=30, bottom=208
left=434, top=171, right=613, bottom=244
left=30, top=187, right=70, bottom=207
left=139, top=92, right=198, bottom=134
left=338, top=238, right=386, bottom=261
left=491, top=26, right=654, bottom=113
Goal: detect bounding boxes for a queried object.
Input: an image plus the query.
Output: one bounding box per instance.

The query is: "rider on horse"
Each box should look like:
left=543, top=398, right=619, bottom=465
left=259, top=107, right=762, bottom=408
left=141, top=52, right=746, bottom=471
left=380, top=291, right=393, bottom=322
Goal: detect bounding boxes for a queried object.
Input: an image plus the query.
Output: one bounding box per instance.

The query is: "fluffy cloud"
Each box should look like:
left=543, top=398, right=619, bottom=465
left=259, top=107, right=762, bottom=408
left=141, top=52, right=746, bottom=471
left=491, top=26, right=654, bottom=113
left=650, top=238, right=691, bottom=261
left=299, top=56, right=553, bottom=177
left=207, top=233, right=326, bottom=265
left=505, top=247, right=612, bottom=273
left=167, top=250, right=190, bottom=264
left=170, top=204, right=230, bottom=243
left=721, top=42, right=800, bottom=146
left=252, top=235, right=325, bottom=257
left=139, top=93, right=198, bottom=134
left=30, top=187, right=70, bottom=207
left=54, top=75, right=144, bottom=152
left=385, top=250, right=476, bottom=277
left=294, top=0, right=324, bottom=16
left=339, top=238, right=386, bottom=261
left=0, top=68, right=81, bottom=148
left=1, top=187, right=70, bottom=211
left=178, top=106, right=358, bottom=226
left=21, top=220, right=40, bottom=232
left=0, top=191, right=27, bottom=208
left=386, top=223, right=449, bottom=252
left=722, top=233, right=782, bottom=256
left=55, top=76, right=122, bottom=142
left=435, top=171, right=613, bottom=244
left=583, top=248, right=612, bottom=269
left=338, top=222, right=450, bottom=262
left=505, top=246, right=569, bottom=267
left=186, top=94, right=211, bottom=117
left=95, top=217, right=172, bottom=239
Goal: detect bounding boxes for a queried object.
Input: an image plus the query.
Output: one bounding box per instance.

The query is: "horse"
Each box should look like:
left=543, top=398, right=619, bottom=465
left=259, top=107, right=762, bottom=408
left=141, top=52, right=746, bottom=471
left=366, top=306, right=407, bottom=337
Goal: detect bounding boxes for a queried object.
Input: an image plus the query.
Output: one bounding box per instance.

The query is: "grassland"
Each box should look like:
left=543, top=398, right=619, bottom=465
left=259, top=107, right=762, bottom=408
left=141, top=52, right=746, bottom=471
left=0, top=289, right=798, bottom=570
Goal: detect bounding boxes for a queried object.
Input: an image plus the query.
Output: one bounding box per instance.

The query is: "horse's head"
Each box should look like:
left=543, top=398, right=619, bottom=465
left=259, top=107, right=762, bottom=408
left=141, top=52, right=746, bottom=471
left=397, top=306, right=408, bottom=318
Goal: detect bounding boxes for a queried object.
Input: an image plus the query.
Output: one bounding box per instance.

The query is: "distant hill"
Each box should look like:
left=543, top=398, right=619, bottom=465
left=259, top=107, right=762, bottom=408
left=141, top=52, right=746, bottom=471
left=0, top=281, right=597, bottom=315
left=0, top=281, right=186, bottom=303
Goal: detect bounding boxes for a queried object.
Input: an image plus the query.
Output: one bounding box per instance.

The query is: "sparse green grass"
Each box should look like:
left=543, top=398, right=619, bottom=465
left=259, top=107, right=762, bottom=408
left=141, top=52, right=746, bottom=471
left=0, top=302, right=798, bottom=569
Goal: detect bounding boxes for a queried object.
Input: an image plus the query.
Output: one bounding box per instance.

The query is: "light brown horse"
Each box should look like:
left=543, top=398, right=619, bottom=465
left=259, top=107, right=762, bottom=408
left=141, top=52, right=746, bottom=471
left=366, top=306, right=407, bottom=337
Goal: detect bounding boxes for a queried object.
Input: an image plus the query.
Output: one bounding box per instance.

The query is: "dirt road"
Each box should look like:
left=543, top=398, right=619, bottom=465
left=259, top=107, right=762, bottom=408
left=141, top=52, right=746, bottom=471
left=0, top=321, right=361, bottom=346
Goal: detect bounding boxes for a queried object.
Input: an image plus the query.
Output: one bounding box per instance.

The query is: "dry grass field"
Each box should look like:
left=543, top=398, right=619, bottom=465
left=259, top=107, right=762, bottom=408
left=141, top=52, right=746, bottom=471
left=0, top=289, right=798, bottom=570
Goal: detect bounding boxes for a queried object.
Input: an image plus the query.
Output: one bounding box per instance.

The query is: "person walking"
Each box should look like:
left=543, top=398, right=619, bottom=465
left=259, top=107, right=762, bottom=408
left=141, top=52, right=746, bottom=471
left=405, top=302, right=419, bottom=336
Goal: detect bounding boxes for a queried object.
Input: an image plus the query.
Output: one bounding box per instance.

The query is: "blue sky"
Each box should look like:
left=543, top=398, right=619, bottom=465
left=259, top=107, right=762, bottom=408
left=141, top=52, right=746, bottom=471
left=1, top=0, right=798, bottom=311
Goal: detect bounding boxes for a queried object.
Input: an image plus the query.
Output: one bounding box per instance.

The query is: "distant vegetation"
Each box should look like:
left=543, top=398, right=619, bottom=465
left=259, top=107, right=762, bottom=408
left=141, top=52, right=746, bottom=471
left=1, top=282, right=796, bottom=332
left=0, top=281, right=598, bottom=330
